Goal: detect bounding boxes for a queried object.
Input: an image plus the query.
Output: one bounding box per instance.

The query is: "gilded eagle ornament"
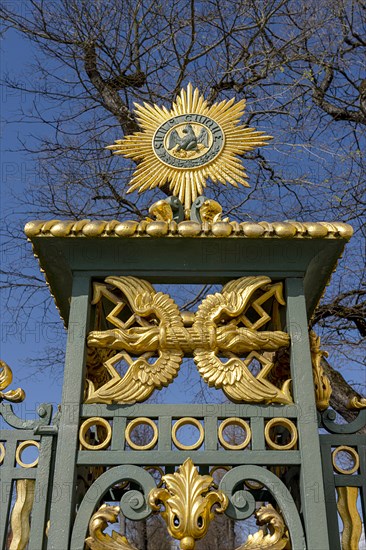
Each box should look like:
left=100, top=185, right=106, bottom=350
left=86, top=276, right=292, bottom=405
left=107, top=84, right=272, bottom=210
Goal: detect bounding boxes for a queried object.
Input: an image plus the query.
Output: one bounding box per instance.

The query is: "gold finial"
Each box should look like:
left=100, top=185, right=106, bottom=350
left=107, top=83, right=272, bottom=210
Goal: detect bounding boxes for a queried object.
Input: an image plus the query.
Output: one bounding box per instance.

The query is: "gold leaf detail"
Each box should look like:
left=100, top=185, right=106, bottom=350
left=0, top=360, right=25, bottom=403
left=85, top=277, right=184, bottom=404
left=193, top=277, right=292, bottom=404
left=85, top=504, right=137, bottom=550
left=10, top=479, right=35, bottom=550
left=24, top=219, right=354, bottom=240
left=236, top=504, right=289, bottom=549
left=347, top=396, right=366, bottom=410
left=149, top=458, right=228, bottom=549
left=199, top=199, right=223, bottom=223
left=309, top=331, right=331, bottom=411
left=336, top=487, right=362, bottom=550
left=148, top=200, right=174, bottom=222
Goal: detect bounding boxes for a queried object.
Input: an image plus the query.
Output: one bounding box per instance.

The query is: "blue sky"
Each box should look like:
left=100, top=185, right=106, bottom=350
left=1, top=29, right=63, bottom=415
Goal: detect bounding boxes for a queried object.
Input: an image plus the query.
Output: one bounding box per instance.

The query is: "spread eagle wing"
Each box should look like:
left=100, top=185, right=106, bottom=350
left=85, top=349, right=183, bottom=404
left=197, top=127, right=209, bottom=147
left=86, top=276, right=184, bottom=404
left=105, top=276, right=183, bottom=327
left=167, top=129, right=181, bottom=150
left=194, top=276, right=272, bottom=329
left=194, top=350, right=280, bottom=403
left=193, top=277, right=292, bottom=404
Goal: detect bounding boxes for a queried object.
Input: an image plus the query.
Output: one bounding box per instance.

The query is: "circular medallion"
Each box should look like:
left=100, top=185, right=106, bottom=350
left=153, top=114, right=224, bottom=169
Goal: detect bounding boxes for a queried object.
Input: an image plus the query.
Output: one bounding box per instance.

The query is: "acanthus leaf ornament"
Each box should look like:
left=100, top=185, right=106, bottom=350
left=236, top=504, right=289, bottom=550
left=309, top=330, right=332, bottom=411
left=86, top=276, right=292, bottom=405
left=107, top=83, right=272, bottom=210
left=149, top=458, right=228, bottom=550
left=85, top=504, right=137, bottom=550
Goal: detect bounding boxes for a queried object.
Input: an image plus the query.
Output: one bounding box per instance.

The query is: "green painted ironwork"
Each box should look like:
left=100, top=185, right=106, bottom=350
left=1, top=227, right=364, bottom=550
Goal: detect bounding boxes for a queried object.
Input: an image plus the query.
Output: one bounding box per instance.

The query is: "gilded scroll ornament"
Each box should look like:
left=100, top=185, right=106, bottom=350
left=336, top=487, right=362, bottom=550
left=85, top=501, right=290, bottom=550
left=87, top=276, right=291, bottom=405
left=0, top=360, right=25, bottom=403
left=106, top=83, right=272, bottom=211
left=347, top=396, right=366, bottom=409
left=148, top=199, right=175, bottom=222
left=236, top=504, right=289, bottom=549
left=149, top=458, right=228, bottom=549
left=85, top=504, right=137, bottom=550
left=309, top=330, right=332, bottom=411
left=9, top=479, right=35, bottom=550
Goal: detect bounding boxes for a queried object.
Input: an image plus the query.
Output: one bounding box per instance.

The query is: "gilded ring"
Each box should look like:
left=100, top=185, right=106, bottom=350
left=79, top=417, right=112, bottom=450
left=244, top=480, right=264, bottom=490
left=15, top=440, right=40, bottom=468
left=0, top=442, right=5, bottom=465
left=218, top=418, right=251, bottom=450
left=172, top=417, right=204, bottom=451
left=332, top=445, right=360, bottom=475
left=125, top=418, right=158, bottom=451
left=265, top=418, right=298, bottom=451
left=209, top=465, right=230, bottom=477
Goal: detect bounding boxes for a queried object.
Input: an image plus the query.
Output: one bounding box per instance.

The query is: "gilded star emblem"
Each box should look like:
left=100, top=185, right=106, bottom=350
left=107, top=84, right=272, bottom=210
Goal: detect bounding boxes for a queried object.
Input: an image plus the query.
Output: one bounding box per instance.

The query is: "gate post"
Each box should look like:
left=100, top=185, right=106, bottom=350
left=286, top=277, right=330, bottom=549
left=47, top=274, right=91, bottom=550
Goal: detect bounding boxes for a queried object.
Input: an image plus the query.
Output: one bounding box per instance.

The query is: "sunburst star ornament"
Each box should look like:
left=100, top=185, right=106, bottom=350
left=107, top=84, right=272, bottom=210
